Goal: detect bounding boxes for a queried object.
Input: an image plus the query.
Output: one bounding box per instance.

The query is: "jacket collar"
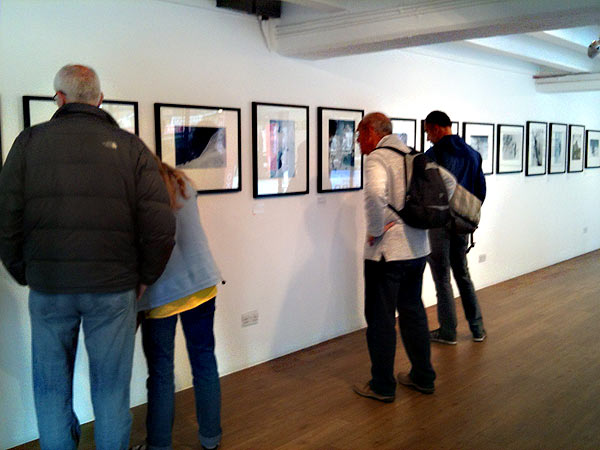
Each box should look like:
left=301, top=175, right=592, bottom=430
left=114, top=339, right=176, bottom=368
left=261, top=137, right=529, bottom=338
left=374, top=133, right=412, bottom=154
left=51, top=103, right=119, bottom=127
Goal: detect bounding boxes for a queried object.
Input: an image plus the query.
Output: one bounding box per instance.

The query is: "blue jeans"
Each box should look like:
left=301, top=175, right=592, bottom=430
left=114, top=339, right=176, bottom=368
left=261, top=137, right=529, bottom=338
left=428, top=227, right=484, bottom=338
left=141, top=298, right=221, bottom=450
left=28, top=289, right=137, bottom=450
left=364, top=257, right=435, bottom=395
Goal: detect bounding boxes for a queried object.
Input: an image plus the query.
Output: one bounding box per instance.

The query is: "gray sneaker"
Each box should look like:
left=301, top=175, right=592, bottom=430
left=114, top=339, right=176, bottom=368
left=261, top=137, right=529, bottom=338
left=430, top=328, right=457, bottom=345
left=473, top=330, right=487, bottom=342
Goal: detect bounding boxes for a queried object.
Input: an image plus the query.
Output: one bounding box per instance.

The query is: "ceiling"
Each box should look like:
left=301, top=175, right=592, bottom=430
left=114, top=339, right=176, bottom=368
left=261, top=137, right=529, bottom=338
left=161, top=0, right=600, bottom=92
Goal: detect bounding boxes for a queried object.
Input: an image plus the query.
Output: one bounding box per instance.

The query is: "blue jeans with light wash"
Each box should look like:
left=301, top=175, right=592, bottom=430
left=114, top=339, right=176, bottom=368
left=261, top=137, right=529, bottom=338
left=141, top=298, right=221, bottom=450
left=28, top=289, right=137, bottom=450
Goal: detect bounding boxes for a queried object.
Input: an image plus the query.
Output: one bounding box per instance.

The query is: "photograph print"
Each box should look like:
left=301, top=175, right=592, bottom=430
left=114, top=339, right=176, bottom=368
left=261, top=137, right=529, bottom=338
left=318, top=107, right=363, bottom=192
left=463, top=122, right=494, bottom=175
left=391, top=117, right=417, bottom=149
left=155, top=103, right=241, bottom=193
left=23, top=96, right=139, bottom=135
left=568, top=124, right=585, bottom=172
left=497, top=124, right=524, bottom=174
left=548, top=123, right=567, bottom=174
left=253, top=102, right=309, bottom=198
left=586, top=129, right=600, bottom=168
left=526, top=121, right=547, bottom=176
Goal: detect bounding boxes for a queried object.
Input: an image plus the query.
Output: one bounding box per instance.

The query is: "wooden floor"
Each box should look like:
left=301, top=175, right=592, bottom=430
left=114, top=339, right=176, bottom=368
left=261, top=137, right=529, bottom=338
left=14, top=251, right=600, bottom=449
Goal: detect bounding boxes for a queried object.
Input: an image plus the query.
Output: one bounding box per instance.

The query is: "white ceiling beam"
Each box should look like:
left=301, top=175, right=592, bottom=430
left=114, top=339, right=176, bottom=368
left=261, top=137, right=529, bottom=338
left=273, top=0, right=600, bottom=59
left=534, top=72, right=600, bottom=93
left=282, top=0, right=347, bottom=14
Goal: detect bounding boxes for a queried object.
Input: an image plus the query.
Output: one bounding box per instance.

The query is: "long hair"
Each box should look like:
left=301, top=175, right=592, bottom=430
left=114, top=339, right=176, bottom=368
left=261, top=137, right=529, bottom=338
left=152, top=154, right=191, bottom=210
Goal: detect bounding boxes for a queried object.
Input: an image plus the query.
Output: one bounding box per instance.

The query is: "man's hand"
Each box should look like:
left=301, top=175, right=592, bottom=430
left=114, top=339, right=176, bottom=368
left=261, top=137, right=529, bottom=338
left=368, top=221, right=396, bottom=246
left=136, top=283, right=148, bottom=301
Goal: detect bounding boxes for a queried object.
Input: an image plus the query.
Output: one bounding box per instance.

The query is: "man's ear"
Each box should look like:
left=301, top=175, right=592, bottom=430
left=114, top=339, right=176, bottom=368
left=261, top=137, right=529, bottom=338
left=97, top=93, right=104, bottom=107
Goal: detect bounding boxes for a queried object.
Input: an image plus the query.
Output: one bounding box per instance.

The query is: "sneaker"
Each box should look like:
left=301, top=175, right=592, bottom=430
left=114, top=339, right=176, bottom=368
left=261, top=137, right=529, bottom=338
left=473, top=330, right=487, bottom=342
left=396, top=373, right=435, bottom=395
left=352, top=382, right=395, bottom=403
left=430, top=328, right=457, bottom=345
left=129, top=446, right=147, bottom=450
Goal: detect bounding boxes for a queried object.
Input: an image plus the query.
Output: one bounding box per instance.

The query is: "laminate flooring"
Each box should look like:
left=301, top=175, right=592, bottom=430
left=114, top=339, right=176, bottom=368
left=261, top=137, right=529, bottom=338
left=13, top=250, right=600, bottom=449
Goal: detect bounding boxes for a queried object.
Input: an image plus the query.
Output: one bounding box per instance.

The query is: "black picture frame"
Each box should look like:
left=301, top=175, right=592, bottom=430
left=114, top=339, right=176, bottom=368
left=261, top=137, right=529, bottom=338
left=390, top=117, right=417, bottom=149
left=23, top=96, right=140, bottom=135
left=568, top=124, right=585, bottom=173
left=154, top=103, right=241, bottom=194
left=548, top=123, right=567, bottom=174
left=252, top=102, right=309, bottom=198
left=496, top=124, right=524, bottom=174
left=463, top=122, right=494, bottom=175
left=421, top=120, right=459, bottom=151
left=317, top=107, right=363, bottom=193
left=585, top=129, right=600, bottom=169
left=525, top=121, right=547, bottom=176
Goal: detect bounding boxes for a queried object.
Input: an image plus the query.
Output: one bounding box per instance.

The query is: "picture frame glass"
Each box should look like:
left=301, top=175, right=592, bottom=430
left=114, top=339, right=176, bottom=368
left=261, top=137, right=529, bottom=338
left=497, top=125, right=523, bottom=173
left=568, top=125, right=585, bottom=172
left=319, top=108, right=363, bottom=192
left=391, top=118, right=416, bottom=149
left=463, top=122, right=494, bottom=175
left=585, top=130, right=600, bottom=168
left=549, top=123, right=567, bottom=174
left=156, top=104, right=240, bottom=193
left=526, top=122, right=547, bottom=176
left=253, top=103, right=308, bottom=197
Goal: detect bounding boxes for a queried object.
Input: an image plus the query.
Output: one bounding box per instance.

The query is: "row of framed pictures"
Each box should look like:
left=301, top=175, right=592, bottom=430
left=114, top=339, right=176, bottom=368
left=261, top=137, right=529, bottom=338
left=21, top=97, right=600, bottom=197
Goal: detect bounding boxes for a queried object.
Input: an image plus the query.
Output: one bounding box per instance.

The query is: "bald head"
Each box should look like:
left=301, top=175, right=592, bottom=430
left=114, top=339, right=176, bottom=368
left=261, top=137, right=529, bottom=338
left=357, top=112, right=392, bottom=155
left=53, top=64, right=103, bottom=106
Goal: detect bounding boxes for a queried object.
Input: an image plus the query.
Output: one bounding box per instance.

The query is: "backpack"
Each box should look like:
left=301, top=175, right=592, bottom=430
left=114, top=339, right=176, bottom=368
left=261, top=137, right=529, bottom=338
left=376, top=146, right=450, bottom=229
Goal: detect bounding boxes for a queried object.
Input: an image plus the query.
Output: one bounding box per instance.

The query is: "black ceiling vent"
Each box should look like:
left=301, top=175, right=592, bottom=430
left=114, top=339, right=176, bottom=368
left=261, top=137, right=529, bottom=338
left=216, top=0, right=281, bottom=19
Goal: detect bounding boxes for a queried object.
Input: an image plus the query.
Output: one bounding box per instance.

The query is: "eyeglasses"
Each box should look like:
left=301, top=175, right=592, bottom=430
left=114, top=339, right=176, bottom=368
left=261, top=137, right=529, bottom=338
left=52, top=92, right=64, bottom=104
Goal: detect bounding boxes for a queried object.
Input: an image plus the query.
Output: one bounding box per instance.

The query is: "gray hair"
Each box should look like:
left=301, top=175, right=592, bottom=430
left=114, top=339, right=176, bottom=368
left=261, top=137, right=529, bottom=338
left=53, top=64, right=102, bottom=105
left=360, top=112, right=393, bottom=136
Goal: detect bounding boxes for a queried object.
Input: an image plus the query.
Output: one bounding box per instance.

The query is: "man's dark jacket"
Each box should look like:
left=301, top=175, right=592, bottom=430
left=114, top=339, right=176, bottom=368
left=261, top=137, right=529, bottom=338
left=425, top=135, right=487, bottom=202
left=0, top=103, right=176, bottom=293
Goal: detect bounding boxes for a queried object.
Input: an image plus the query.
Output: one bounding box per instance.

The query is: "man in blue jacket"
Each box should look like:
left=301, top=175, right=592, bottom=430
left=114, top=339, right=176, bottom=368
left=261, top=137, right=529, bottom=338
left=424, top=110, right=487, bottom=345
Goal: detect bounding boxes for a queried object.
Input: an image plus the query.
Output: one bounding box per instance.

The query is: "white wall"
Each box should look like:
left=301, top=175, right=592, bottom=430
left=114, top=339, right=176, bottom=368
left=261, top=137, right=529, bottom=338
left=1, top=1, right=599, bottom=447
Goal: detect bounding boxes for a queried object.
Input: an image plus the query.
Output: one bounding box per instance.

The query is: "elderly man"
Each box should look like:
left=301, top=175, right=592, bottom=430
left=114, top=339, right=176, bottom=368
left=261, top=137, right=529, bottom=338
left=0, top=64, right=175, bottom=449
left=353, top=112, right=455, bottom=402
left=424, top=110, right=487, bottom=345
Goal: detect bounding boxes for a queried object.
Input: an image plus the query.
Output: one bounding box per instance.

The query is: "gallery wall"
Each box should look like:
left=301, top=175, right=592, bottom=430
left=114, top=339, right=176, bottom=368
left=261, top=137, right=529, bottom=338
left=1, top=0, right=599, bottom=447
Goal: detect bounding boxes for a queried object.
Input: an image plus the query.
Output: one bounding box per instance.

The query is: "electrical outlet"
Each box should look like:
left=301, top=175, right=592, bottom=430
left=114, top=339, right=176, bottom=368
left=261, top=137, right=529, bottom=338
left=478, top=254, right=486, bottom=263
left=241, top=310, right=259, bottom=327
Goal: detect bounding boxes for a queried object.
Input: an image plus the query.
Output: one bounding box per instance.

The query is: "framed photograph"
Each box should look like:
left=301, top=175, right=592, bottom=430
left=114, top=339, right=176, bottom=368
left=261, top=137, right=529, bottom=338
left=317, top=107, right=363, bottom=193
left=525, top=121, right=547, bottom=176
left=463, top=122, right=494, bottom=175
left=391, top=118, right=417, bottom=149
left=252, top=102, right=309, bottom=198
left=548, top=123, right=567, bottom=174
left=155, top=103, right=241, bottom=194
left=497, top=124, right=524, bottom=174
left=23, top=96, right=139, bottom=135
left=568, top=125, right=585, bottom=173
left=421, top=120, right=459, bottom=151
left=585, top=130, right=600, bottom=168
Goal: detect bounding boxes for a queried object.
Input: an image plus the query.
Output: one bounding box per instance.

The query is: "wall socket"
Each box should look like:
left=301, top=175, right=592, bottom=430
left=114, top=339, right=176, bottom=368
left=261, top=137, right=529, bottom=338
left=241, top=310, right=259, bottom=327
left=478, top=254, right=487, bottom=263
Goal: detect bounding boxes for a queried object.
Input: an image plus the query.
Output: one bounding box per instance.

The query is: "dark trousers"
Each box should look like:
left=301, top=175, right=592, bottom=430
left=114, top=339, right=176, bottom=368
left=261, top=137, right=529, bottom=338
left=428, top=227, right=484, bottom=338
left=364, top=257, right=435, bottom=395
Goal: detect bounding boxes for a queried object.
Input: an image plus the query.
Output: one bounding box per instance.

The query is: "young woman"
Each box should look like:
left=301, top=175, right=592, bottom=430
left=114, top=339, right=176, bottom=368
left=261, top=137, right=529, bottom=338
left=134, top=156, right=222, bottom=450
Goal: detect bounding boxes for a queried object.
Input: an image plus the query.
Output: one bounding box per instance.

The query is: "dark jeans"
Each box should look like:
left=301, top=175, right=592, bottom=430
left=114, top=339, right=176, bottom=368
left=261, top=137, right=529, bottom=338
left=141, top=298, right=221, bottom=450
left=364, top=257, right=435, bottom=395
left=428, top=227, right=484, bottom=338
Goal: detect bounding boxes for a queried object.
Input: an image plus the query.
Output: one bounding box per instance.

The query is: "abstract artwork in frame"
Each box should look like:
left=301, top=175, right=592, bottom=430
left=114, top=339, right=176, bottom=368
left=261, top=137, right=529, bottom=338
left=548, top=123, right=567, bottom=174
left=421, top=120, right=459, bottom=151
left=318, top=107, right=363, bottom=192
left=496, top=124, right=524, bottom=174
left=568, top=124, right=585, bottom=173
left=585, top=130, right=600, bottom=168
left=391, top=118, right=417, bottom=149
left=463, top=122, right=494, bottom=175
left=252, top=102, right=309, bottom=198
left=23, top=96, right=139, bottom=135
left=525, top=121, right=547, bottom=176
left=155, top=103, right=241, bottom=194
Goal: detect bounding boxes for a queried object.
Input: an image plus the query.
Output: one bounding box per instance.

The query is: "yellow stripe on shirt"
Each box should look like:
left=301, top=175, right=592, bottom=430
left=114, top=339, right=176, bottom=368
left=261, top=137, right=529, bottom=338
left=146, top=285, right=217, bottom=319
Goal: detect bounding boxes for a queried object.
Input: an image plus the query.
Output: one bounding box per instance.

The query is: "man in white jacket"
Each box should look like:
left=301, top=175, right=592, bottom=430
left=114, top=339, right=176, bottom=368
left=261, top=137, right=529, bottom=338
left=353, top=112, right=455, bottom=402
